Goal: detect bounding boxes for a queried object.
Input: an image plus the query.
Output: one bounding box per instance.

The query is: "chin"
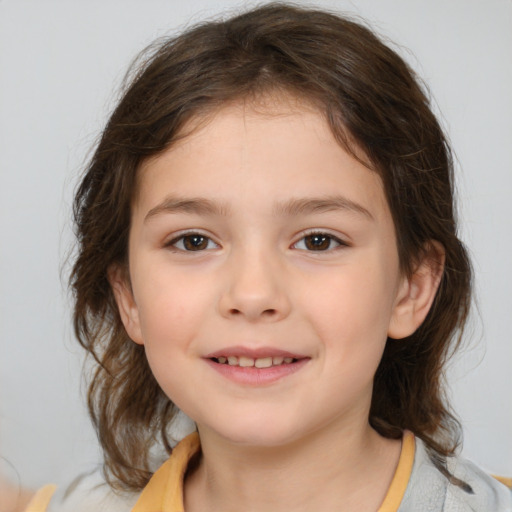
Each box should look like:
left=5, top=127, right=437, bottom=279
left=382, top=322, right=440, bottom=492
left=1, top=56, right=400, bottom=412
left=203, top=415, right=306, bottom=448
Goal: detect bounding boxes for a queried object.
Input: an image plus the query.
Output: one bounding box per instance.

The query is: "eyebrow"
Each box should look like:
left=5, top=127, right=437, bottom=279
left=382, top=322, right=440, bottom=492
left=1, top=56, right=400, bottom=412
left=145, top=197, right=231, bottom=222
left=144, top=195, right=373, bottom=222
left=273, top=196, right=374, bottom=220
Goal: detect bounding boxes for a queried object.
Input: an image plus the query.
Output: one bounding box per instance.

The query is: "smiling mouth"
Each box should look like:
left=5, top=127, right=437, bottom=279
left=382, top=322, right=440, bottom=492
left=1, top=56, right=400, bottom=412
left=211, top=356, right=299, bottom=368
left=206, top=350, right=309, bottom=384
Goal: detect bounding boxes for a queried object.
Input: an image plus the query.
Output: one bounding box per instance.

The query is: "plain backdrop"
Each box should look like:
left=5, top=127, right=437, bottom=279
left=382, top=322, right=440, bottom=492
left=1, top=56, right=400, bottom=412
left=1, top=0, right=511, bottom=489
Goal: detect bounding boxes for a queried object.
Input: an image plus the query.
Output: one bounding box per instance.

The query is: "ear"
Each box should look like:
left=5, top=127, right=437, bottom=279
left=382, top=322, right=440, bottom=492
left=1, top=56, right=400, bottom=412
left=388, top=241, right=445, bottom=339
left=108, top=264, right=144, bottom=345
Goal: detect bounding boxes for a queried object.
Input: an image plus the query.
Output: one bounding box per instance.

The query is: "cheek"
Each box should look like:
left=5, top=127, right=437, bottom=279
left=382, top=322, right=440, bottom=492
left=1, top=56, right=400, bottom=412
left=300, top=262, right=396, bottom=370
left=133, top=268, right=215, bottom=379
left=135, top=258, right=209, bottom=326
left=137, top=281, right=204, bottom=405
left=306, top=266, right=394, bottom=333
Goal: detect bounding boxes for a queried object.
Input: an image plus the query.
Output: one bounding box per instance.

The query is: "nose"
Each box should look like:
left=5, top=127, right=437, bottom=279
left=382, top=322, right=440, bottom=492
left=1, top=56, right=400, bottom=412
left=218, top=247, right=291, bottom=322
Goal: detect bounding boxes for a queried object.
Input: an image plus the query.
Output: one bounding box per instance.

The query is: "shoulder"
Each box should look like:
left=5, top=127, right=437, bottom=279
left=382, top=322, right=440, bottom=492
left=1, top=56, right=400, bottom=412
left=27, top=431, right=199, bottom=512
left=28, top=470, right=139, bottom=512
left=399, top=437, right=512, bottom=512
left=444, top=454, right=512, bottom=511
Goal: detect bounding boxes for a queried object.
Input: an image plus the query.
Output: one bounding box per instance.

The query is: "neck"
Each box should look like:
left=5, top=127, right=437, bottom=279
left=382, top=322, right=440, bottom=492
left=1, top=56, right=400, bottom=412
left=184, top=421, right=401, bottom=512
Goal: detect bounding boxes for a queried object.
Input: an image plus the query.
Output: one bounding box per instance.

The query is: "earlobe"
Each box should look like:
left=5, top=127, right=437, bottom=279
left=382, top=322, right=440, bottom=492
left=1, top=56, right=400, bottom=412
left=388, top=242, right=445, bottom=340
left=108, top=265, right=144, bottom=345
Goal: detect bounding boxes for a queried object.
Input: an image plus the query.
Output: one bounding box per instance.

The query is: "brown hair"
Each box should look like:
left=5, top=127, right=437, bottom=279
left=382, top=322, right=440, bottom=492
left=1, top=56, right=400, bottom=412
left=71, top=3, right=471, bottom=490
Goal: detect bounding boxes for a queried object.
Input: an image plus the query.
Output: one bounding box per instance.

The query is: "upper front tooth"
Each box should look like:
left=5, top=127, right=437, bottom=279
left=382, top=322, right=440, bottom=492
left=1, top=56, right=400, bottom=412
left=272, top=356, right=284, bottom=365
left=255, top=357, right=273, bottom=368
left=227, top=356, right=238, bottom=366
left=239, top=356, right=255, bottom=367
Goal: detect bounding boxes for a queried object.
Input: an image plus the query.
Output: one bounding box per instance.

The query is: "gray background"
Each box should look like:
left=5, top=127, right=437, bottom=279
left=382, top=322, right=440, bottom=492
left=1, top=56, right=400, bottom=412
left=1, top=0, right=511, bottom=488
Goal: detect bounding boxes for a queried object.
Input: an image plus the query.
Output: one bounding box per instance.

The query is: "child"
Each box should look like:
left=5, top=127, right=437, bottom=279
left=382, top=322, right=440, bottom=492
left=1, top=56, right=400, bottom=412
left=27, top=3, right=512, bottom=511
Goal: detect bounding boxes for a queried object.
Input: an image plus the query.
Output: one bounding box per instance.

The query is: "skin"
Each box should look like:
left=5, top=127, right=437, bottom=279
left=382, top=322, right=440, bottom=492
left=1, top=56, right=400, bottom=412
left=111, top=97, right=443, bottom=511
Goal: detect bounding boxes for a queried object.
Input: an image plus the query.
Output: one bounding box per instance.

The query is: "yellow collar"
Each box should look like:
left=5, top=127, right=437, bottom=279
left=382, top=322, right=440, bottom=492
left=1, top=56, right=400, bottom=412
left=131, top=431, right=415, bottom=512
left=132, top=432, right=200, bottom=512
left=378, top=431, right=415, bottom=511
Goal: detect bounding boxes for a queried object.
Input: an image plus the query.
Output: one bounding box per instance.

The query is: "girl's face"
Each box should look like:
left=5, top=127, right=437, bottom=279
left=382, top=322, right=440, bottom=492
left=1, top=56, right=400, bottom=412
left=113, top=99, right=416, bottom=447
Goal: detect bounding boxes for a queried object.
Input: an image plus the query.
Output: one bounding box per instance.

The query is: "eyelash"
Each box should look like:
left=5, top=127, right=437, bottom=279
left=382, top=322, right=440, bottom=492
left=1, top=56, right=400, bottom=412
left=165, top=230, right=348, bottom=253
left=165, top=232, right=219, bottom=252
left=292, top=231, right=348, bottom=252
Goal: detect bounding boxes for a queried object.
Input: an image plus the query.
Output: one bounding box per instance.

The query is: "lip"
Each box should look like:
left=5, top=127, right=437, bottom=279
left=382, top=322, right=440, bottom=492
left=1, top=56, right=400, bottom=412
left=203, top=346, right=310, bottom=385
left=204, top=346, right=307, bottom=359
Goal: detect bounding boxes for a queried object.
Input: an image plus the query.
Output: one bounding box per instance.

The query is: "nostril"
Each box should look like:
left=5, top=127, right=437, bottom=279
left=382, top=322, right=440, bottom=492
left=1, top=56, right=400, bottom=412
left=227, top=307, right=277, bottom=318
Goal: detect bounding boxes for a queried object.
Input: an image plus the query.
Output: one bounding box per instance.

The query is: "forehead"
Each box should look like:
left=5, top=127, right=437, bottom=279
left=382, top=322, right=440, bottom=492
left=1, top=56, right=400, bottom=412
left=135, top=97, right=388, bottom=221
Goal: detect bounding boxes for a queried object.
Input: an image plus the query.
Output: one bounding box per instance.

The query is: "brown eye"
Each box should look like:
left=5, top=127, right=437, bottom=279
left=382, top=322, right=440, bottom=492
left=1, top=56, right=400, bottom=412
left=294, top=233, right=344, bottom=251
left=304, top=234, right=331, bottom=250
left=169, top=233, right=217, bottom=251
left=183, top=235, right=208, bottom=251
